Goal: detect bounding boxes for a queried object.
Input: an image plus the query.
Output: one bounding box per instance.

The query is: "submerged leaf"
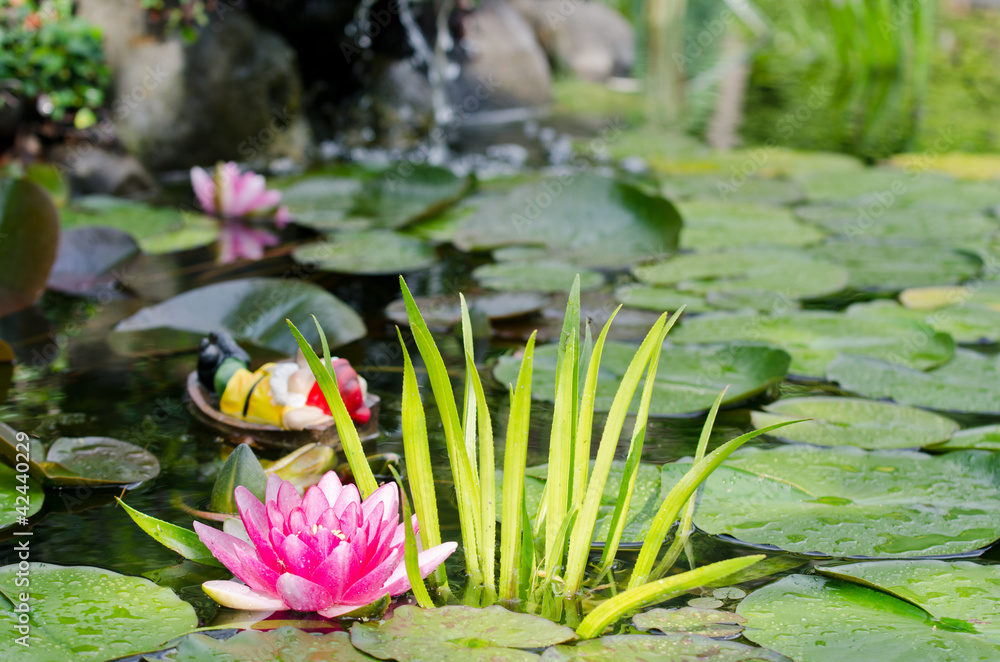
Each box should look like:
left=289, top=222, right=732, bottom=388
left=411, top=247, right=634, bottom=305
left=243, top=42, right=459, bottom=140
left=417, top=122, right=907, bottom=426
left=0, top=178, right=59, bottom=315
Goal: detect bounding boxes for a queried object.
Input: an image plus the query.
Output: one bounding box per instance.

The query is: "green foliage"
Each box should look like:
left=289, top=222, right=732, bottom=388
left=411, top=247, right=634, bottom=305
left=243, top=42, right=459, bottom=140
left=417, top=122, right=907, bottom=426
left=0, top=0, right=109, bottom=123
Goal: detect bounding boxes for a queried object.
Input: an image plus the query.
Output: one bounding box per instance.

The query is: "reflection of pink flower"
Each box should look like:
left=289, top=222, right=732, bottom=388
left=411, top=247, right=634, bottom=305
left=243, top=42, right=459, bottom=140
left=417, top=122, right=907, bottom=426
left=191, top=161, right=290, bottom=226
left=195, top=472, right=456, bottom=618
left=218, top=220, right=279, bottom=264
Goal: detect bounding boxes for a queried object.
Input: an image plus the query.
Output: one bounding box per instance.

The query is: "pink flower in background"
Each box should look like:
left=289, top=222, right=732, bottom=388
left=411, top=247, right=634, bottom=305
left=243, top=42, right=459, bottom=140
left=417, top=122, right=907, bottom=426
left=190, top=161, right=290, bottom=225
left=195, top=472, right=456, bottom=618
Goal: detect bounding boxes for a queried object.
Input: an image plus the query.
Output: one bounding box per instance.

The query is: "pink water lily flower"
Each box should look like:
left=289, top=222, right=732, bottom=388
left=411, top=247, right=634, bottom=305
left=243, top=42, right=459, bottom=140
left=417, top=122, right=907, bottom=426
left=194, top=472, right=457, bottom=618
left=190, top=161, right=291, bottom=225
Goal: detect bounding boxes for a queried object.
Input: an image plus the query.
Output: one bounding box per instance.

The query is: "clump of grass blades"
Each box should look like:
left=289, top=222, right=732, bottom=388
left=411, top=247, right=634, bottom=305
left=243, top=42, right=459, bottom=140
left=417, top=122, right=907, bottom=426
left=288, top=276, right=802, bottom=638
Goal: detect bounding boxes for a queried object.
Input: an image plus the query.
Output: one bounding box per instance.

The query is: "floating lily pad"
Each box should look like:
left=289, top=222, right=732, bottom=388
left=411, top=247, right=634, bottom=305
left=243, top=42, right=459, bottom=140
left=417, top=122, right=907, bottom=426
left=109, top=278, right=365, bottom=357
left=47, top=226, right=139, bottom=296
left=0, top=462, right=43, bottom=529
left=508, top=460, right=663, bottom=546
left=671, top=311, right=955, bottom=378
left=846, top=299, right=1000, bottom=345
left=0, top=563, right=198, bottom=661
left=933, top=425, right=1000, bottom=452
left=292, top=231, right=436, bottom=275
left=279, top=176, right=365, bottom=231
left=827, top=350, right=1000, bottom=415
left=615, top=285, right=712, bottom=314
left=493, top=342, right=790, bottom=416
left=662, top=445, right=1000, bottom=558
left=633, top=608, right=747, bottom=639
left=899, top=284, right=1000, bottom=311
left=473, top=261, right=606, bottom=293
left=386, top=292, right=546, bottom=330
left=809, top=241, right=981, bottom=292
left=749, top=397, right=958, bottom=449
left=452, top=174, right=682, bottom=268
left=633, top=249, right=849, bottom=303
left=795, top=205, right=998, bottom=243
left=661, top=172, right=804, bottom=205
left=352, top=165, right=471, bottom=229
left=0, top=178, right=59, bottom=315
left=61, top=195, right=218, bottom=254
left=350, top=605, right=575, bottom=662
left=539, top=634, right=790, bottom=661
left=738, top=569, right=1000, bottom=661
left=163, top=628, right=376, bottom=661
left=795, top=168, right=924, bottom=204
left=677, top=201, right=824, bottom=250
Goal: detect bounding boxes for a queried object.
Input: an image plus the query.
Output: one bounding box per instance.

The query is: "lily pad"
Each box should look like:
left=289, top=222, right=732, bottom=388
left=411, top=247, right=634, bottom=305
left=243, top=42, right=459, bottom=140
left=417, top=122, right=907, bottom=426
left=279, top=176, right=365, bottom=231
left=473, top=261, right=606, bottom=293
left=0, top=178, right=59, bottom=314
left=615, top=285, right=712, bottom=314
left=350, top=605, right=575, bottom=662
left=0, top=462, right=43, bottom=529
left=662, top=445, right=1000, bottom=558
left=677, top=201, right=825, bottom=250
left=492, top=342, right=790, bottom=416
left=108, top=278, right=365, bottom=357
left=633, top=608, right=747, bottom=639
left=452, top=174, right=682, bottom=268
left=900, top=284, right=1000, bottom=311
left=809, top=241, right=981, bottom=292
left=633, top=249, right=849, bottom=304
left=795, top=205, right=998, bottom=243
left=539, top=634, right=790, bottom=661
left=292, top=231, right=436, bottom=275
left=61, top=195, right=218, bottom=254
left=0, top=563, right=198, bottom=661
left=47, top=226, right=139, bottom=296
left=738, top=570, right=1000, bottom=661
left=661, top=172, right=804, bottom=205
left=933, top=425, right=1000, bottom=452
left=846, top=299, right=1000, bottom=345
left=162, top=628, right=377, bottom=661
left=749, top=397, right=958, bottom=449
left=386, top=292, right=547, bottom=330
left=827, top=350, right=1000, bottom=415
left=352, top=165, right=471, bottom=229
left=671, top=311, right=955, bottom=378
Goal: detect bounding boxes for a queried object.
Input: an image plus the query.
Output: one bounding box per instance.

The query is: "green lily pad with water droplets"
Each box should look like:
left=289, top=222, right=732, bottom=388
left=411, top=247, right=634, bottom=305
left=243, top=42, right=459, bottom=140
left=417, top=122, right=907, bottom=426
left=493, top=342, right=790, bottom=416
left=452, top=174, right=682, bottom=268
left=827, top=350, right=1000, bottom=415
left=738, top=563, right=1000, bottom=662
left=749, top=396, right=958, bottom=449
left=162, top=628, right=378, bottom=661
left=292, top=231, right=436, bottom=275
left=671, top=310, right=955, bottom=378
left=350, top=605, right=575, bottom=662
left=662, top=445, right=1000, bottom=558
left=676, top=200, right=825, bottom=250
left=795, top=205, right=998, bottom=243
left=632, top=248, right=848, bottom=304
left=0, top=563, right=198, bottom=661
left=539, top=634, right=791, bottom=661
left=933, top=425, right=1000, bottom=452
left=845, top=299, right=1000, bottom=345
left=809, top=241, right=982, bottom=292
left=633, top=607, right=747, bottom=639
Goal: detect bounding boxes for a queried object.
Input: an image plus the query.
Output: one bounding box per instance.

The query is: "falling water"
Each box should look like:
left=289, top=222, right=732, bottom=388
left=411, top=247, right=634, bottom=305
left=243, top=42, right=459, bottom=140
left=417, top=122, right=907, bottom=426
left=398, top=0, right=454, bottom=164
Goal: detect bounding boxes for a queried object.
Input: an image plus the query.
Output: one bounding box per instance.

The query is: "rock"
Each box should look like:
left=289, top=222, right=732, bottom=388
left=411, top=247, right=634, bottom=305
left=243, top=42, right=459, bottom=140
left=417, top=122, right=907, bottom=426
left=77, top=3, right=309, bottom=171
left=49, top=144, right=157, bottom=198
left=510, top=0, right=635, bottom=81
left=454, top=0, right=552, bottom=112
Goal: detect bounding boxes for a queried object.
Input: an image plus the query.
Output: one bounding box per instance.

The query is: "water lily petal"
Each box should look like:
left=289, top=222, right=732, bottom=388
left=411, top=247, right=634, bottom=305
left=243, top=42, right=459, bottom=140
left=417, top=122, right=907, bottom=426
left=287, top=506, right=309, bottom=534
left=362, top=482, right=398, bottom=525
left=276, top=573, right=334, bottom=612
left=318, top=602, right=371, bottom=619
left=222, top=516, right=251, bottom=544
left=279, top=533, right=323, bottom=577
left=266, top=501, right=286, bottom=534
left=190, top=166, right=215, bottom=213
left=317, top=471, right=344, bottom=508
left=332, top=484, right=361, bottom=519
left=275, top=205, right=292, bottom=228
left=203, top=580, right=287, bottom=611
left=380, top=542, right=458, bottom=596
left=302, top=484, right=329, bottom=527
left=235, top=487, right=281, bottom=571
left=265, top=473, right=283, bottom=505
left=342, top=549, right=398, bottom=604
left=230, top=173, right=267, bottom=217
left=310, top=541, right=355, bottom=602
left=277, top=479, right=302, bottom=516
left=193, top=521, right=255, bottom=580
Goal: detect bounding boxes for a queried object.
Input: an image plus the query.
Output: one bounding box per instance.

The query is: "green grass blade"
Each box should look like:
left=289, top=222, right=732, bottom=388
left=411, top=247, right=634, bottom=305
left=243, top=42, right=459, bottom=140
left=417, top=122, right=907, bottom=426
left=287, top=318, right=377, bottom=497
left=499, top=332, right=536, bottom=603
left=627, top=419, right=806, bottom=590
left=117, top=499, right=224, bottom=568
left=544, top=276, right=580, bottom=567
left=572, top=306, right=620, bottom=512
left=576, top=555, right=765, bottom=639
left=597, top=315, right=675, bottom=573
left=389, top=466, right=435, bottom=609
left=652, top=386, right=727, bottom=580
left=460, top=295, right=479, bottom=472
left=397, top=328, right=442, bottom=552
left=563, top=311, right=675, bottom=596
